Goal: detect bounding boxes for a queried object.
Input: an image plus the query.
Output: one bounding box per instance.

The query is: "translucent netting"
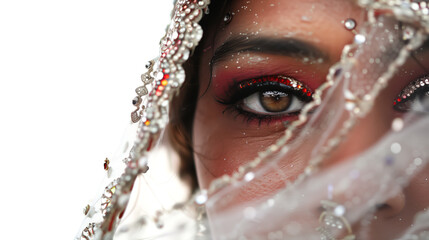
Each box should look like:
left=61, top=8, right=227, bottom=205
left=203, top=14, right=429, bottom=240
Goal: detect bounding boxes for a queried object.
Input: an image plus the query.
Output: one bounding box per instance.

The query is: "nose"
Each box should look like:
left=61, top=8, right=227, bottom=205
left=375, top=192, right=405, bottom=219
left=323, top=89, right=395, bottom=167
left=319, top=81, right=407, bottom=216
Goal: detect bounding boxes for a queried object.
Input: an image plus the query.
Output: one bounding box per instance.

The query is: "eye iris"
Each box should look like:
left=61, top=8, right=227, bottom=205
left=259, top=91, right=291, bottom=112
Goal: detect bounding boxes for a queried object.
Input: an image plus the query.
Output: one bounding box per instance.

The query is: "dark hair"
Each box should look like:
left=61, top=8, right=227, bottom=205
left=166, top=0, right=229, bottom=194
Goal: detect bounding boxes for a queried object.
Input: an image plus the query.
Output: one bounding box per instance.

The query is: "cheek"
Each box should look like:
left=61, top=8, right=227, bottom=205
left=192, top=90, right=275, bottom=184
left=192, top=90, right=312, bottom=189
left=192, top=94, right=269, bottom=182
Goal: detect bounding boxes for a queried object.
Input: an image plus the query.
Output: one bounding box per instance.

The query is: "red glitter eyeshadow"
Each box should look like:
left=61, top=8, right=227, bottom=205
left=238, top=75, right=313, bottom=97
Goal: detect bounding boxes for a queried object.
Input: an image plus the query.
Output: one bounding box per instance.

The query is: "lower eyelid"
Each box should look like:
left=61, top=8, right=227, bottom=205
left=217, top=75, right=314, bottom=125
left=230, top=105, right=301, bottom=126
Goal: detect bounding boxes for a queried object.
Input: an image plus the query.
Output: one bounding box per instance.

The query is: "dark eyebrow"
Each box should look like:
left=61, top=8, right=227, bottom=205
left=210, top=36, right=329, bottom=66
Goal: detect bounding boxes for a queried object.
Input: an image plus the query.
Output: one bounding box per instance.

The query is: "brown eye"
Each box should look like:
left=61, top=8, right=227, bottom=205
left=260, top=91, right=291, bottom=112
left=241, top=90, right=307, bottom=116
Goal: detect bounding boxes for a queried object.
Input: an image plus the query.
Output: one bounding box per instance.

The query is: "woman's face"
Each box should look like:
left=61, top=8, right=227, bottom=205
left=192, top=0, right=429, bottom=238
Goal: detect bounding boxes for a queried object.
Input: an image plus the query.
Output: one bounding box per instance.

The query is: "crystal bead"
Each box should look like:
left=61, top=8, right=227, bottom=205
left=104, top=158, right=110, bottom=171
left=83, top=204, right=90, bottom=215
left=334, top=205, right=345, bottom=216
left=223, top=12, right=232, bottom=24
left=354, top=34, right=366, bottom=44
left=244, top=172, right=255, bottom=182
left=132, top=96, right=140, bottom=106
left=131, top=111, right=141, bottom=123
left=390, top=142, right=402, bottom=154
left=145, top=61, right=153, bottom=69
left=135, top=86, right=148, bottom=96
left=195, top=190, right=208, bottom=205
left=402, top=26, right=415, bottom=41
left=156, top=71, right=165, bottom=80
left=344, top=18, right=356, bottom=30
left=391, top=118, right=404, bottom=132
left=414, top=158, right=423, bottom=166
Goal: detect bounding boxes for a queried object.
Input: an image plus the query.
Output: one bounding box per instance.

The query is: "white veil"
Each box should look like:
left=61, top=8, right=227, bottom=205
left=76, top=0, right=429, bottom=239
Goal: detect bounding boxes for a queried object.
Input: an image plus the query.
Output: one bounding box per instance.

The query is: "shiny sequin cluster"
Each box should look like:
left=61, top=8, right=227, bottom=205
left=394, top=76, right=429, bottom=105
left=238, top=76, right=313, bottom=97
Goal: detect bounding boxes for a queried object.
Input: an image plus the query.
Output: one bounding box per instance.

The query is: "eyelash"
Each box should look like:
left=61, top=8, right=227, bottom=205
left=394, top=75, right=429, bottom=112
left=217, top=75, right=313, bottom=125
left=217, top=72, right=429, bottom=125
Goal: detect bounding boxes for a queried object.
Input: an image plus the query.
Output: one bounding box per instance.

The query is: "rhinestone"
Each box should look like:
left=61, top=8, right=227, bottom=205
left=402, top=27, right=415, bottom=41
left=334, top=205, right=346, bottom=217
left=344, top=18, right=356, bottom=30
left=156, top=71, right=164, bottom=80
left=267, top=198, right=275, bottom=207
left=132, top=97, right=140, bottom=106
left=244, top=172, right=255, bottom=182
left=224, top=12, right=233, bottom=24
left=104, top=158, right=110, bottom=170
left=172, top=31, right=179, bottom=40
left=345, top=102, right=356, bottom=111
left=414, top=158, right=423, bottom=166
left=391, top=118, right=404, bottom=132
left=390, top=142, right=402, bottom=154
left=83, top=205, right=90, bottom=215
left=135, top=86, right=148, bottom=96
left=411, top=2, right=420, bottom=11
left=145, top=61, right=153, bottom=69
left=131, top=111, right=141, bottom=123
left=195, top=190, right=208, bottom=205
left=354, top=34, right=366, bottom=44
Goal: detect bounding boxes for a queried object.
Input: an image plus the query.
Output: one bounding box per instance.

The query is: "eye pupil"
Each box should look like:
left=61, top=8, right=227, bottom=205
left=259, top=91, right=291, bottom=112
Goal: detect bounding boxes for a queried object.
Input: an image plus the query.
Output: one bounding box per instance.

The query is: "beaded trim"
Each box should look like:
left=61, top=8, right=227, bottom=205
left=77, top=1, right=210, bottom=239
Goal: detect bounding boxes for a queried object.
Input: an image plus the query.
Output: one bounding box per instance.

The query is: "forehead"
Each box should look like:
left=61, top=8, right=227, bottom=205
left=213, top=0, right=363, bottom=57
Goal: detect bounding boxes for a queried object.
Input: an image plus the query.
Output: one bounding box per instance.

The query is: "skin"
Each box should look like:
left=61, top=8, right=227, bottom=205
left=191, top=0, right=429, bottom=238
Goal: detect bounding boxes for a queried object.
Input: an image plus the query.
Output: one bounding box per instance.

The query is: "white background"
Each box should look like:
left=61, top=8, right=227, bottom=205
left=0, top=0, right=172, bottom=239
